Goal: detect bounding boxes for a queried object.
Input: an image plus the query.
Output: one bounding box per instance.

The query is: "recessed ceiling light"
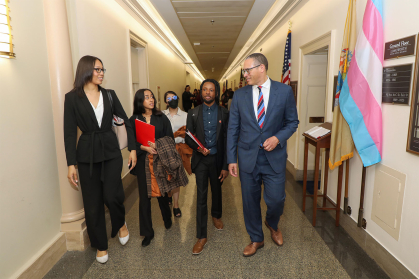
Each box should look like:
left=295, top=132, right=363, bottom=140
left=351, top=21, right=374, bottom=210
left=194, top=42, right=200, bottom=46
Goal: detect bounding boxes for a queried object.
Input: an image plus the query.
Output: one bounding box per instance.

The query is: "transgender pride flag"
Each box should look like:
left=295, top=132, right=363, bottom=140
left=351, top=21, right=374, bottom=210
left=339, top=0, right=384, bottom=167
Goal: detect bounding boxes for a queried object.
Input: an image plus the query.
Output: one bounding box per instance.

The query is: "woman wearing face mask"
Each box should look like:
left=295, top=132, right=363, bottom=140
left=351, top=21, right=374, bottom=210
left=162, top=91, right=191, bottom=217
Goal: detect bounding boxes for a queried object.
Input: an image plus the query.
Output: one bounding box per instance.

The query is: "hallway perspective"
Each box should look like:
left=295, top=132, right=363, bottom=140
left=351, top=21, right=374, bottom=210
left=45, top=172, right=389, bottom=279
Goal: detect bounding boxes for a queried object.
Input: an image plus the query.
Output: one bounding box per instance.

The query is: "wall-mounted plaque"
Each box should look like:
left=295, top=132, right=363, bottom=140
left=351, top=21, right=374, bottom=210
left=290, top=81, right=298, bottom=103
left=407, top=35, right=419, bottom=155
left=384, top=35, right=416, bottom=60
left=382, top=64, right=413, bottom=105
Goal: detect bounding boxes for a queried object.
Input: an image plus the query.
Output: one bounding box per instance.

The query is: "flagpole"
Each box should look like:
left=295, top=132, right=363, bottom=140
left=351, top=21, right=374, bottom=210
left=357, top=166, right=366, bottom=227
left=344, top=160, right=350, bottom=214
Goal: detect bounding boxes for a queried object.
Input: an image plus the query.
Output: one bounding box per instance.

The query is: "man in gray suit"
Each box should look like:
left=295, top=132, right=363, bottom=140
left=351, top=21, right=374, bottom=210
left=227, top=53, right=299, bottom=257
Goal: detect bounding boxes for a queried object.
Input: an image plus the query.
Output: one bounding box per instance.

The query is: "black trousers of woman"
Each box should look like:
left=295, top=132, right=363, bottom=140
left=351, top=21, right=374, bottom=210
left=136, top=153, right=172, bottom=237
left=78, top=156, right=125, bottom=251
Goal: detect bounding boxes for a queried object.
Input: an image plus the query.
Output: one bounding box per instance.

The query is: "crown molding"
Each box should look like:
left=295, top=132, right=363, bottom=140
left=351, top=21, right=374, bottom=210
left=221, top=0, right=302, bottom=80
left=120, top=0, right=205, bottom=80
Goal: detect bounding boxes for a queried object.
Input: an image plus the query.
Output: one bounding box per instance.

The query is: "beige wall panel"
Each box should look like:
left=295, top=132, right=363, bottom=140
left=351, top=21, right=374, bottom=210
left=0, top=0, right=62, bottom=278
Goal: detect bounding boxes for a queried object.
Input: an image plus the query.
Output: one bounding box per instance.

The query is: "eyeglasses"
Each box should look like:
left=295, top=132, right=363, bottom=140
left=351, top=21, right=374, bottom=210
left=167, top=96, right=178, bottom=102
left=94, top=68, right=106, bottom=74
left=242, top=64, right=261, bottom=75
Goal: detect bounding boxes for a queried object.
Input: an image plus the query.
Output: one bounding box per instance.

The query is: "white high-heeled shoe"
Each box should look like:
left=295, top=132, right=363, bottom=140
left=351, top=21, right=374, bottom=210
left=119, top=222, right=129, bottom=246
left=96, top=251, right=108, bottom=264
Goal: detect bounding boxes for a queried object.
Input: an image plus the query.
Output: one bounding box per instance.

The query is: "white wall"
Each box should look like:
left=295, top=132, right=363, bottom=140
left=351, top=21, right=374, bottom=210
left=223, top=0, right=419, bottom=276
left=0, top=1, right=62, bottom=278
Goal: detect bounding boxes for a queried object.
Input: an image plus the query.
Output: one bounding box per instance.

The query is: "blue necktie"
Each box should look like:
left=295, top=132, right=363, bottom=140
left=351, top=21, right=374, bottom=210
left=257, top=86, right=265, bottom=129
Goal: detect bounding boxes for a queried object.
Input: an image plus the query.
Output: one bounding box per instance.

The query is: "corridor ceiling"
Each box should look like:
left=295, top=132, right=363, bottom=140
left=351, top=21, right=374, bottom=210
left=149, top=0, right=276, bottom=80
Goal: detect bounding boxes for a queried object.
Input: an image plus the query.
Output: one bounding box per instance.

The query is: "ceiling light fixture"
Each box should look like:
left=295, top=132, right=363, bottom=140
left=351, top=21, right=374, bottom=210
left=210, top=20, right=214, bottom=25
left=0, top=0, right=15, bottom=58
left=193, top=42, right=200, bottom=46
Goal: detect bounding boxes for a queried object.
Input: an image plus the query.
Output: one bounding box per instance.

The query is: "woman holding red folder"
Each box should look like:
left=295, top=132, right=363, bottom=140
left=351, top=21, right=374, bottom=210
left=129, top=89, right=174, bottom=247
left=64, top=56, right=137, bottom=264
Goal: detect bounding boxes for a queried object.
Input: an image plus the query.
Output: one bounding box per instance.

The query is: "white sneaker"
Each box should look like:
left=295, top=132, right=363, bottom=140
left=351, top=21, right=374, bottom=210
left=119, top=222, right=129, bottom=246
left=96, top=252, right=108, bottom=264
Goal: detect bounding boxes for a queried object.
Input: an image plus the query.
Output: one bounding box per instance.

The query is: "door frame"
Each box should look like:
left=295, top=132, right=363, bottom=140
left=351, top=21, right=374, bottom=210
left=294, top=30, right=336, bottom=177
left=128, top=30, right=150, bottom=109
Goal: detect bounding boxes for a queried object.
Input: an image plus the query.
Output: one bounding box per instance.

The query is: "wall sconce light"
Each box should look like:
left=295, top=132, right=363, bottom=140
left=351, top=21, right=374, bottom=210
left=0, top=0, right=15, bottom=58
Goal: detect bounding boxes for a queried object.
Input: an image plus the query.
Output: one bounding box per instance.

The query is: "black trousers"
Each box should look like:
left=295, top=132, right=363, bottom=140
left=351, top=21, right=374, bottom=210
left=78, top=156, right=125, bottom=251
left=136, top=154, right=172, bottom=237
left=195, top=154, right=222, bottom=239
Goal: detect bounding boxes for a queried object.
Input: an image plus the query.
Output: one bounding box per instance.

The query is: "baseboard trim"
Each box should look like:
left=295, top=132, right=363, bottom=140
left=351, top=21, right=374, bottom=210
left=14, top=233, right=66, bottom=279
left=324, top=204, right=417, bottom=279
left=286, top=159, right=321, bottom=181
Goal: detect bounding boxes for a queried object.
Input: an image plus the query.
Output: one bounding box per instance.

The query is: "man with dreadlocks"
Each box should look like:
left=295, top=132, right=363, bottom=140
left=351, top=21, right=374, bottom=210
left=185, top=79, right=229, bottom=255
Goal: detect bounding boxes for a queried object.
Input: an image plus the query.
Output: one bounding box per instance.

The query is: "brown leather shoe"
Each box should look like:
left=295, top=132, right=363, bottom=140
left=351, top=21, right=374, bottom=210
left=265, top=220, right=283, bottom=246
left=212, top=217, right=223, bottom=230
left=243, top=241, right=264, bottom=257
left=192, top=238, right=207, bottom=255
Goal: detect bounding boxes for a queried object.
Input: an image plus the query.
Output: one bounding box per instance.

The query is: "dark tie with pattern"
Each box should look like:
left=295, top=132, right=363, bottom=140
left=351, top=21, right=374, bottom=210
left=257, top=86, right=265, bottom=129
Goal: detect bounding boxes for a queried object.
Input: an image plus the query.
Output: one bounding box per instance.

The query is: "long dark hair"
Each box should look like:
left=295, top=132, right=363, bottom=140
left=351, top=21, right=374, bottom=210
left=133, top=88, right=162, bottom=116
left=199, top=79, right=220, bottom=105
left=73, top=55, right=104, bottom=96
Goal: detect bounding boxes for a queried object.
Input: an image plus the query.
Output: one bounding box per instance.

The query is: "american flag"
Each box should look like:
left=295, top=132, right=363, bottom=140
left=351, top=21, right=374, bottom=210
left=281, top=30, right=291, bottom=85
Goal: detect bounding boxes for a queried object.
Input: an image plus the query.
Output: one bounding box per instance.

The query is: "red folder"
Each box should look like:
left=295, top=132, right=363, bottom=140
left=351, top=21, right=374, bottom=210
left=135, top=119, right=155, bottom=147
left=186, top=129, right=205, bottom=150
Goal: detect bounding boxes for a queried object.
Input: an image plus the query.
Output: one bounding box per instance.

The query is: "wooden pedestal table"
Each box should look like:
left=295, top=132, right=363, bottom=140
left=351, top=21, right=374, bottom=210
left=302, top=132, right=343, bottom=227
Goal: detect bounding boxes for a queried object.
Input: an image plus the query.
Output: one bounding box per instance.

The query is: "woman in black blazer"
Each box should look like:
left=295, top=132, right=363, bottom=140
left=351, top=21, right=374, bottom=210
left=129, top=89, right=173, bottom=247
left=64, top=55, right=137, bottom=264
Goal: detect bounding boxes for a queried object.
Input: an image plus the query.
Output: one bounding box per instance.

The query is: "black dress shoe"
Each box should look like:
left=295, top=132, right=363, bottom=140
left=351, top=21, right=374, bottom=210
left=142, top=235, right=154, bottom=247
left=164, top=219, right=172, bottom=230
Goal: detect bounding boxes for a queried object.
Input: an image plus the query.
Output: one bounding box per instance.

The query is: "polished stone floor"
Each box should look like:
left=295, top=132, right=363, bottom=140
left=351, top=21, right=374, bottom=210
left=45, top=171, right=390, bottom=279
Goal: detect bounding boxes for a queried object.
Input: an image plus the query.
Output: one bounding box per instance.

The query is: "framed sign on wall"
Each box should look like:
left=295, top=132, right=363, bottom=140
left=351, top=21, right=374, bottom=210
left=406, top=34, right=419, bottom=155
left=382, top=64, right=413, bottom=105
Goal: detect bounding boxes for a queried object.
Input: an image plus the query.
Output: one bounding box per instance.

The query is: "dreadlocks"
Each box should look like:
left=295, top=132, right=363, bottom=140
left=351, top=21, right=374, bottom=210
left=199, top=79, right=220, bottom=105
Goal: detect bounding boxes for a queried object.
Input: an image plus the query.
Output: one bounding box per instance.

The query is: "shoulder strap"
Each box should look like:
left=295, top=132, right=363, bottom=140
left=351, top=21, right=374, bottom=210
left=106, top=89, right=114, bottom=114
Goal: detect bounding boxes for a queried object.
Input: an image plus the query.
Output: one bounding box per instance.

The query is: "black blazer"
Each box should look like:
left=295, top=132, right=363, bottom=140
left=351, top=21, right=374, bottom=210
left=185, top=104, right=229, bottom=174
left=64, top=87, right=136, bottom=167
left=129, top=113, right=174, bottom=178
left=182, top=91, right=193, bottom=111
left=129, top=113, right=174, bottom=158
